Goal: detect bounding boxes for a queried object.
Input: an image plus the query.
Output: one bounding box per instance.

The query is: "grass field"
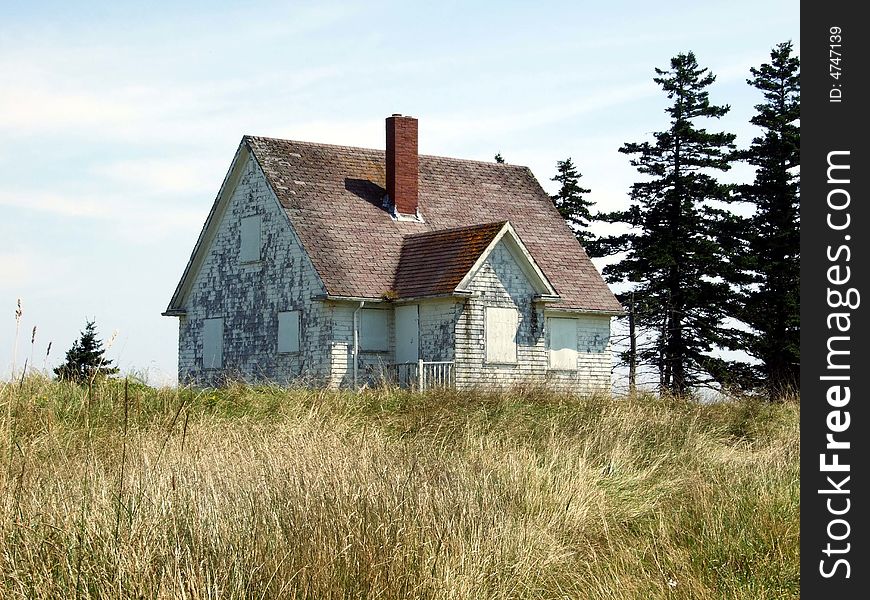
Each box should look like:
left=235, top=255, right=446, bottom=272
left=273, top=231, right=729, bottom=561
left=0, top=377, right=799, bottom=599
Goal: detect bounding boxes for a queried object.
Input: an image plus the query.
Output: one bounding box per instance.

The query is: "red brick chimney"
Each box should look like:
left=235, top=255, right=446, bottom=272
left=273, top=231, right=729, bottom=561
left=385, top=114, right=419, bottom=217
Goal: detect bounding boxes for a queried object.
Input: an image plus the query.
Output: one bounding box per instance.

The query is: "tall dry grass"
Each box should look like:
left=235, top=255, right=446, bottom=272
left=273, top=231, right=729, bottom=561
left=0, top=377, right=799, bottom=599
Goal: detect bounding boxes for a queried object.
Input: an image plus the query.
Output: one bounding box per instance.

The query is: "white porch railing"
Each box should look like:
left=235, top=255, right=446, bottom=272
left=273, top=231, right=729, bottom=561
left=377, top=360, right=455, bottom=391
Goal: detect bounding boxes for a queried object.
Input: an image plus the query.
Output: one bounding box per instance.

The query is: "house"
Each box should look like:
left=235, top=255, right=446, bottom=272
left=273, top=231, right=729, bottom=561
left=163, top=115, right=623, bottom=390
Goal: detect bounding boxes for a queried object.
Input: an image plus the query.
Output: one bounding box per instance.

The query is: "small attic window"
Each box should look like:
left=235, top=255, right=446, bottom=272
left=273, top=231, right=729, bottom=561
left=240, top=215, right=262, bottom=263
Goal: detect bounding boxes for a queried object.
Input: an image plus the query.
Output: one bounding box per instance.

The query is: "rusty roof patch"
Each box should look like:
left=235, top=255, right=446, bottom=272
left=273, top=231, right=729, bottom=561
left=392, top=221, right=507, bottom=298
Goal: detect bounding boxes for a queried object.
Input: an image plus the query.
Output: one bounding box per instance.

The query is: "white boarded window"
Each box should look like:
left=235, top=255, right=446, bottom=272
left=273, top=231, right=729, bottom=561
left=278, top=310, right=301, bottom=353
left=240, top=215, right=262, bottom=262
left=549, top=317, right=578, bottom=369
left=202, top=318, right=223, bottom=369
left=486, top=306, right=518, bottom=363
left=361, top=309, right=389, bottom=351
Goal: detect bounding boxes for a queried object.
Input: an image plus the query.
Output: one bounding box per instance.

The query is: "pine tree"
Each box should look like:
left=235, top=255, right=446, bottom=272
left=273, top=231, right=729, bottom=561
left=550, top=157, right=596, bottom=246
left=494, top=152, right=505, bottom=164
left=597, top=52, right=738, bottom=396
left=54, top=320, right=119, bottom=383
left=733, top=42, right=800, bottom=399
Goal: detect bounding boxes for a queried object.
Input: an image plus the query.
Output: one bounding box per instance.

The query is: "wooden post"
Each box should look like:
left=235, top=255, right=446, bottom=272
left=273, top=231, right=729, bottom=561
left=418, top=359, right=425, bottom=392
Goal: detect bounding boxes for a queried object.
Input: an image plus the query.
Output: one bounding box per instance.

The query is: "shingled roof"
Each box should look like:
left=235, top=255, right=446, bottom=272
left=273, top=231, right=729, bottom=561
left=241, top=135, right=620, bottom=313
left=393, top=221, right=506, bottom=299
left=392, top=220, right=560, bottom=300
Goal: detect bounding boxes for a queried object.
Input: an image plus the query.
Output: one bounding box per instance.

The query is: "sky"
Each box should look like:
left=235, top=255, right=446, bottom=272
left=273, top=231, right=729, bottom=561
left=1, top=0, right=799, bottom=385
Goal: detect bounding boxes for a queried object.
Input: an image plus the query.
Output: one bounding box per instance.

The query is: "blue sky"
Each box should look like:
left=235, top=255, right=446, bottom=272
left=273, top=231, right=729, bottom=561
left=1, top=1, right=799, bottom=385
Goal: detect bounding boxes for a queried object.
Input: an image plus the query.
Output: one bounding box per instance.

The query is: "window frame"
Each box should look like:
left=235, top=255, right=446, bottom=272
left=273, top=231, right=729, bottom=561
left=239, top=214, right=262, bottom=263
left=202, top=317, right=224, bottom=370
left=360, top=308, right=390, bottom=352
left=548, top=317, right=579, bottom=370
left=485, top=305, right=519, bottom=365
left=277, top=310, right=301, bottom=354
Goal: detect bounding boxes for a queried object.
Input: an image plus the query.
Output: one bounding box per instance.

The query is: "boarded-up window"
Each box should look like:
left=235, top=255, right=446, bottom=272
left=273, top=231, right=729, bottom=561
left=361, top=309, right=389, bottom=351
left=278, top=310, right=300, bottom=353
left=202, top=318, right=223, bottom=369
left=240, top=215, right=262, bottom=262
left=394, top=304, right=419, bottom=364
left=486, top=306, right=518, bottom=363
left=548, top=317, right=578, bottom=369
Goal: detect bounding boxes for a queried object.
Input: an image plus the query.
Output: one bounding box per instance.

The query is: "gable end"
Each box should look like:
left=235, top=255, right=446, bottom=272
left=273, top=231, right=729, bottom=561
left=163, top=140, right=327, bottom=315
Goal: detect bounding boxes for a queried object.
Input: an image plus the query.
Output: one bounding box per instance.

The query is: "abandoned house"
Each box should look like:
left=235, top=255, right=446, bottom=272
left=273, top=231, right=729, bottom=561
left=163, top=115, right=623, bottom=390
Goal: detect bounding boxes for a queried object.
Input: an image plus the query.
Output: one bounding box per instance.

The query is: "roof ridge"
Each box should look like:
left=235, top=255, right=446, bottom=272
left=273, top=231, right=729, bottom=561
left=420, top=153, right=525, bottom=168
left=402, top=221, right=508, bottom=241
left=244, top=135, right=528, bottom=169
left=244, top=135, right=382, bottom=155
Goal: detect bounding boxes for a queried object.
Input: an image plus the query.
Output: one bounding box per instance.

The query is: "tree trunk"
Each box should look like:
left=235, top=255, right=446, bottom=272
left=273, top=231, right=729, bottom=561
left=628, top=292, right=637, bottom=396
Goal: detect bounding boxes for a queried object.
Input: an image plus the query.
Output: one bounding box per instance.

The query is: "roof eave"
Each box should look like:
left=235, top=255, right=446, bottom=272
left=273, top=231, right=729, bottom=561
left=318, top=291, right=475, bottom=304
left=394, top=291, right=474, bottom=303
left=316, top=294, right=388, bottom=303
left=545, top=307, right=625, bottom=317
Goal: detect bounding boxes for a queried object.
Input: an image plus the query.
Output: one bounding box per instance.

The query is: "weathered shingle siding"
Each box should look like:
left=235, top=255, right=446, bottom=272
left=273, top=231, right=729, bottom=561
left=454, top=241, right=545, bottom=387
left=419, top=300, right=460, bottom=362
left=179, top=154, right=330, bottom=385
left=324, top=304, right=353, bottom=388
left=327, top=299, right=459, bottom=387
left=544, top=315, right=613, bottom=392
left=453, top=240, right=612, bottom=392
left=327, top=303, right=395, bottom=388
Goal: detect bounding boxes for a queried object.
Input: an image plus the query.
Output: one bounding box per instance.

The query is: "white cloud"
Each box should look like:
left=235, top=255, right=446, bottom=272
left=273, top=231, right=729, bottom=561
left=0, top=40, right=345, bottom=147
left=0, top=86, right=138, bottom=134
left=0, top=188, right=204, bottom=244
left=0, top=190, right=108, bottom=218
left=0, top=249, right=80, bottom=294
left=95, top=157, right=228, bottom=195
left=424, top=81, right=658, bottom=147
left=0, top=253, right=31, bottom=287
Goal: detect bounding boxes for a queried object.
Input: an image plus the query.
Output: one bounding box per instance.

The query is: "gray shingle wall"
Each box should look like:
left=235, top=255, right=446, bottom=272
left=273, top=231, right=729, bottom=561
left=327, top=303, right=395, bottom=388
left=453, top=240, right=612, bottom=392
left=544, top=317, right=613, bottom=391
left=419, top=300, right=461, bottom=362
left=178, top=155, right=330, bottom=385
left=454, top=241, right=545, bottom=387
left=330, top=299, right=460, bottom=387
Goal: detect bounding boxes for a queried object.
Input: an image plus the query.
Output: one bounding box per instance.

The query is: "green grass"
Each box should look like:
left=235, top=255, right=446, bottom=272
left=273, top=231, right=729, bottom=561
left=0, top=376, right=799, bottom=599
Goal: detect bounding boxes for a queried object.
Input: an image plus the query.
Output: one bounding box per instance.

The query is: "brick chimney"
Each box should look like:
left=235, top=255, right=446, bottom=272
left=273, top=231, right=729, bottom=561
left=385, top=114, right=419, bottom=217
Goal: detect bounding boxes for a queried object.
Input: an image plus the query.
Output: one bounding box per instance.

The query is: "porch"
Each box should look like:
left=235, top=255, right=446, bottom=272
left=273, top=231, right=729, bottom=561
left=369, top=360, right=455, bottom=391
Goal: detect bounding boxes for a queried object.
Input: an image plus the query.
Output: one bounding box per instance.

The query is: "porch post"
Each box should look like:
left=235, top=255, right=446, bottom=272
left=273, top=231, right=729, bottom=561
left=418, top=358, right=424, bottom=391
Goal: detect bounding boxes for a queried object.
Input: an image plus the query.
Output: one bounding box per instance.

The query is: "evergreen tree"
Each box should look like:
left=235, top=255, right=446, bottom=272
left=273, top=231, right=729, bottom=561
left=597, top=52, right=738, bottom=396
left=550, top=157, right=596, bottom=246
left=54, top=320, right=119, bottom=383
left=494, top=152, right=505, bottom=164
left=733, top=42, right=800, bottom=399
